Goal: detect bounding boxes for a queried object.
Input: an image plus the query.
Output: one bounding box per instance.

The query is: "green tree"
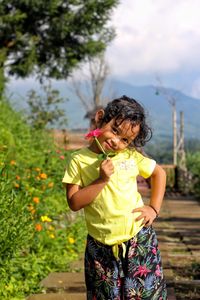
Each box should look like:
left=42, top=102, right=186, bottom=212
left=0, top=0, right=118, bottom=95
left=26, top=81, right=67, bottom=130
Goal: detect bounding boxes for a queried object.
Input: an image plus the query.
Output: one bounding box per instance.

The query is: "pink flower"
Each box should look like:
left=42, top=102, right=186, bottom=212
left=85, top=128, right=102, bottom=139
left=155, top=264, right=161, bottom=277
left=59, top=155, right=65, bottom=160
left=152, top=247, right=157, bottom=255
left=134, top=265, right=151, bottom=277
left=84, top=128, right=108, bottom=158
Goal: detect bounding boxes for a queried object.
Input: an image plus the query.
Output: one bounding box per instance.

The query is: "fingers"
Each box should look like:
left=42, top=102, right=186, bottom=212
left=99, top=159, right=114, bottom=181
left=132, top=205, right=156, bottom=226
left=101, top=158, right=113, bottom=166
left=101, top=159, right=114, bottom=171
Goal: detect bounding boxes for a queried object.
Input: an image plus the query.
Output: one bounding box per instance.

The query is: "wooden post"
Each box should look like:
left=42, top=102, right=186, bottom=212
left=172, top=102, right=177, bottom=165
left=178, top=111, right=186, bottom=170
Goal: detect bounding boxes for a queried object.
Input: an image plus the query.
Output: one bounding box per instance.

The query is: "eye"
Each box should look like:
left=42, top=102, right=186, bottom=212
left=122, top=138, right=129, bottom=144
left=112, top=127, right=118, bottom=134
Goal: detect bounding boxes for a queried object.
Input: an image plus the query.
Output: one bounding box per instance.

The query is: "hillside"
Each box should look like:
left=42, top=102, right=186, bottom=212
left=7, top=79, right=200, bottom=141
left=108, top=80, right=200, bottom=141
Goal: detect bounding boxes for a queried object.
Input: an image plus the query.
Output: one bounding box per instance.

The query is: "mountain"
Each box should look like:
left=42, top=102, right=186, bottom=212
left=108, top=80, right=200, bottom=141
left=6, top=79, right=200, bottom=141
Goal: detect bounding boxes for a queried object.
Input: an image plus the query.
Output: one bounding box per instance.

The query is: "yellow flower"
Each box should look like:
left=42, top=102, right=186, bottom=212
left=48, top=225, right=55, bottom=231
left=35, top=167, right=41, bottom=172
left=41, top=215, right=52, bottom=222
left=40, top=173, right=47, bottom=179
left=49, top=233, right=55, bottom=239
left=10, top=160, right=16, bottom=165
left=68, top=237, right=75, bottom=244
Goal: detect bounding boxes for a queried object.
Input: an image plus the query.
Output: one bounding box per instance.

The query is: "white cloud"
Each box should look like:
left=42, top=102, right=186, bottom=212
left=107, top=0, right=200, bottom=76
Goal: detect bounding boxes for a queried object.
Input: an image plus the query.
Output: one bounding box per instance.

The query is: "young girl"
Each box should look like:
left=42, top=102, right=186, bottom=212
left=63, top=96, right=167, bottom=299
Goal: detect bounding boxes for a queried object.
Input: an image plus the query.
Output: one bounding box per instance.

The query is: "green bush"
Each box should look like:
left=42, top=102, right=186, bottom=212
left=0, top=171, right=34, bottom=263
left=186, top=151, right=200, bottom=197
left=0, top=98, right=86, bottom=299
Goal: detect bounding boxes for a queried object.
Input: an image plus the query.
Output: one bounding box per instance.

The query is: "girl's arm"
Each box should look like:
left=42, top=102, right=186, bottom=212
left=133, top=164, right=166, bottom=225
left=149, top=164, right=166, bottom=215
left=66, top=159, right=114, bottom=211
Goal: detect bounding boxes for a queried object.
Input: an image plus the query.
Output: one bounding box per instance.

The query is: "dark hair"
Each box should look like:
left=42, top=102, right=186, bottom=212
left=101, top=95, right=152, bottom=147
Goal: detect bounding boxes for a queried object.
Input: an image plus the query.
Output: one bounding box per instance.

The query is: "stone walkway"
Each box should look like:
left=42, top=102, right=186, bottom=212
left=27, top=196, right=200, bottom=300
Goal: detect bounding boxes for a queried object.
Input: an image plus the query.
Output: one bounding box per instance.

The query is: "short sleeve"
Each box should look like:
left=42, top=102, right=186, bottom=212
left=135, top=151, right=156, bottom=178
left=62, top=153, right=82, bottom=186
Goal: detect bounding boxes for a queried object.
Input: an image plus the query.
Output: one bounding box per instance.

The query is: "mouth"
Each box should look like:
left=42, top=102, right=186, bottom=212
left=104, top=142, right=114, bottom=151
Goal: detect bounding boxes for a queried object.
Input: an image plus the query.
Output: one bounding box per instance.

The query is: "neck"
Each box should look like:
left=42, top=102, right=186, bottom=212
left=88, top=140, right=102, bottom=154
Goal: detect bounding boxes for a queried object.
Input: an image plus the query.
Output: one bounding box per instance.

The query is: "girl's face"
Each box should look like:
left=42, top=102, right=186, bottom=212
left=90, top=119, right=140, bottom=154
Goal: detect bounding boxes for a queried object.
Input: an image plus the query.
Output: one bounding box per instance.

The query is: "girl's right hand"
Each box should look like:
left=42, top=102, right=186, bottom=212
left=99, top=159, right=114, bottom=182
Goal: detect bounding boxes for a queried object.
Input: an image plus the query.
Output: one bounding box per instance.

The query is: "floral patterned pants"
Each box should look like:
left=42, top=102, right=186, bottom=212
left=85, top=226, right=168, bottom=299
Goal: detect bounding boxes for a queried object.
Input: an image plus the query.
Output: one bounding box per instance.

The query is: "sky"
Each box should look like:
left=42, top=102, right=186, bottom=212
left=105, top=0, right=200, bottom=99
left=8, top=0, right=200, bottom=100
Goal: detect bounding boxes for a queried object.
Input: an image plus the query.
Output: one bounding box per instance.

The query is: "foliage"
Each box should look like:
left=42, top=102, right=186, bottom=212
left=145, top=139, right=173, bottom=164
left=0, top=0, right=118, bottom=95
left=26, top=81, right=67, bottom=130
left=186, top=151, right=200, bottom=197
left=0, top=98, right=87, bottom=299
left=146, top=138, right=200, bottom=192
left=185, top=138, right=200, bottom=152
left=0, top=171, right=34, bottom=263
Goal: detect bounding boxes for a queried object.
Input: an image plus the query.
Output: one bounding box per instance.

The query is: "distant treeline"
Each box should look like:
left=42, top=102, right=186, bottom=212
left=145, top=138, right=200, bottom=164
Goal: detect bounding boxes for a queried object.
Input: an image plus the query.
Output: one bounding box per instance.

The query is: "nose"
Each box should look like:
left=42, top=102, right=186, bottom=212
left=111, top=137, right=120, bottom=148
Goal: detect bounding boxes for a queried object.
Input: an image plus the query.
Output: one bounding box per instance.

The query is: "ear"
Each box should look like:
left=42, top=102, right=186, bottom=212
left=94, top=109, right=105, bottom=127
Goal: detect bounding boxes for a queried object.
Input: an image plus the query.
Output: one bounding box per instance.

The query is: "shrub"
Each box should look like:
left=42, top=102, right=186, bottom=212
left=186, top=151, right=200, bottom=197
left=0, top=98, right=87, bottom=299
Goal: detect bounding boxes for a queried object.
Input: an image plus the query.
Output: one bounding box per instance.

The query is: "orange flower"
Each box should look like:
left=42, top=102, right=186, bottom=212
left=10, top=160, right=16, bottom=165
left=42, top=185, right=46, bottom=190
left=39, top=173, right=47, bottom=179
left=48, top=182, right=54, bottom=188
left=28, top=205, right=36, bottom=214
left=16, top=175, right=20, bottom=180
left=28, top=204, right=34, bottom=211
left=33, top=197, right=40, bottom=204
left=35, top=224, right=42, bottom=231
left=35, top=167, right=41, bottom=172
left=14, top=183, right=20, bottom=188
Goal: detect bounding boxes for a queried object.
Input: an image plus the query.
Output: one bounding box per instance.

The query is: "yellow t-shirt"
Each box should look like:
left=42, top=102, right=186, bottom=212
left=62, top=148, right=156, bottom=247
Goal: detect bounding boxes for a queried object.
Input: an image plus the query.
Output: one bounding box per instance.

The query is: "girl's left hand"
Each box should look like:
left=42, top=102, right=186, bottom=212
left=132, top=205, right=157, bottom=227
